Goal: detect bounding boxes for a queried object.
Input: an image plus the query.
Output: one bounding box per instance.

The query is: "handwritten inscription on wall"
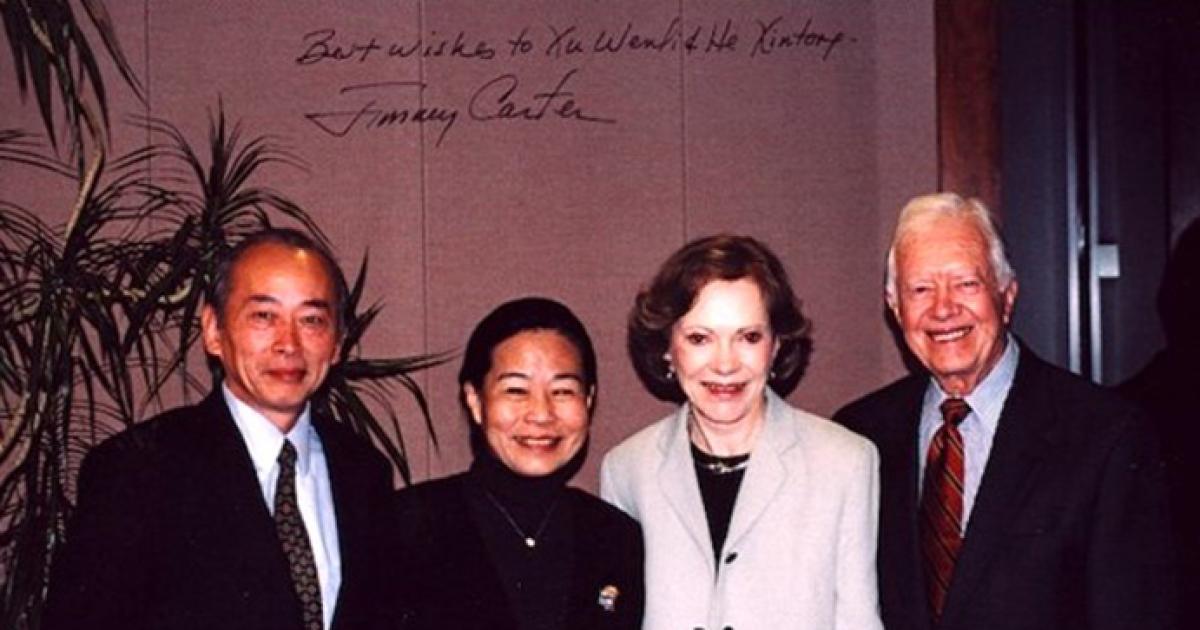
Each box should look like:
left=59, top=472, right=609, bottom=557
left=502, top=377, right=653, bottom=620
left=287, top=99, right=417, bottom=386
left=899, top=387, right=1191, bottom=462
left=296, top=16, right=856, bottom=147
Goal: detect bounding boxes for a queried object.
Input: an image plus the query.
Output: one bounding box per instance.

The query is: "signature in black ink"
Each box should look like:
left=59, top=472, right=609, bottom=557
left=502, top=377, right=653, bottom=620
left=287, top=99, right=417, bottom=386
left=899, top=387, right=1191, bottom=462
left=296, top=28, right=496, bottom=66
left=545, top=18, right=738, bottom=59
left=750, top=17, right=848, bottom=60
left=304, top=82, right=459, bottom=147
left=468, top=69, right=616, bottom=126
left=296, top=29, right=381, bottom=64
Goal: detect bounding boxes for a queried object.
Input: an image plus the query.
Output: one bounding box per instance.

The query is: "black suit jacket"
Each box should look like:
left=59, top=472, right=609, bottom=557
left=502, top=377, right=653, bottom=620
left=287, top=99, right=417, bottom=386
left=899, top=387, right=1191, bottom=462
left=835, top=345, right=1176, bottom=630
left=384, top=473, right=644, bottom=630
left=44, top=391, right=393, bottom=630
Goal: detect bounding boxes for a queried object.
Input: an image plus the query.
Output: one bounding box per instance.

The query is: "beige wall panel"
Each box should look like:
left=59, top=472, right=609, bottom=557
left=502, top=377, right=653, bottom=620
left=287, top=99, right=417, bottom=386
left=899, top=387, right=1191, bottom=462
left=3, top=1, right=937, bottom=491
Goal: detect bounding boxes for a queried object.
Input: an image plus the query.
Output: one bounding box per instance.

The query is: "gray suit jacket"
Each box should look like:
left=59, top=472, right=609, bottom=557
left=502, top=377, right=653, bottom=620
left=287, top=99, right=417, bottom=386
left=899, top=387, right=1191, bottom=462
left=601, top=390, right=883, bottom=630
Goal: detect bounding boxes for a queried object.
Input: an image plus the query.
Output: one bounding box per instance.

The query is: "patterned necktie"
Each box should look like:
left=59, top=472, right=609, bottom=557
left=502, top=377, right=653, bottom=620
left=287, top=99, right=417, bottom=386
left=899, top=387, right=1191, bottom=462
left=920, top=397, right=970, bottom=623
left=275, top=440, right=323, bottom=630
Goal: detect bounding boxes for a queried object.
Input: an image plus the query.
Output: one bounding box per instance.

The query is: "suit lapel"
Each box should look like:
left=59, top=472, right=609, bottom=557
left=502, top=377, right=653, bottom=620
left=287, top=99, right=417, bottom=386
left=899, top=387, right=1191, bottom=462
left=656, top=407, right=716, bottom=574
left=883, top=379, right=934, bottom=630
left=313, top=419, right=359, bottom=625
left=724, top=392, right=792, bottom=553
left=192, top=392, right=280, bottom=546
left=189, top=392, right=298, bottom=612
left=940, top=352, right=1060, bottom=628
left=456, top=477, right=522, bottom=630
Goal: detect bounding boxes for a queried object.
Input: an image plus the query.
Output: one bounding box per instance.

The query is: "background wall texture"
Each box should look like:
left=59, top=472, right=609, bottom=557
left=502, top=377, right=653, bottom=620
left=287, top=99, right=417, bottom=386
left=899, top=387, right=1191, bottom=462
left=0, top=1, right=937, bottom=488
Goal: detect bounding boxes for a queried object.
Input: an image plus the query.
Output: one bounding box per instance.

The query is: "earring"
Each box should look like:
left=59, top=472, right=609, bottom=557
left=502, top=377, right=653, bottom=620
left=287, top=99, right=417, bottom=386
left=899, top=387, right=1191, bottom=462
left=665, top=362, right=675, bottom=380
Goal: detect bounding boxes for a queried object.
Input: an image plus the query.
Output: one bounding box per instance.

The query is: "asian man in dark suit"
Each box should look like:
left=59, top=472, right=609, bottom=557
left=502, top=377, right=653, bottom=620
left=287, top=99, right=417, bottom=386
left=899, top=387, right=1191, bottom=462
left=44, top=228, right=393, bottom=630
left=835, top=193, right=1176, bottom=630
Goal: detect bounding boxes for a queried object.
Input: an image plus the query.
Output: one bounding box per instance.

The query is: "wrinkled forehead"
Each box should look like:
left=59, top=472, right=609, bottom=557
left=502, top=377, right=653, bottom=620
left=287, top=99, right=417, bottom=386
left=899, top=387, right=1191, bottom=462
left=897, top=216, right=993, bottom=270
left=232, top=243, right=335, bottom=285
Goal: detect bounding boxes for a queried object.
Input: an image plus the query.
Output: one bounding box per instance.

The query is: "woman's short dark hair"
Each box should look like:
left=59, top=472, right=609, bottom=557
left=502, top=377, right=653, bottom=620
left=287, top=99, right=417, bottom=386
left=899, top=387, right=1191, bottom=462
left=628, top=234, right=812, bottom=402
left=458, top=296, right=598, bottom=408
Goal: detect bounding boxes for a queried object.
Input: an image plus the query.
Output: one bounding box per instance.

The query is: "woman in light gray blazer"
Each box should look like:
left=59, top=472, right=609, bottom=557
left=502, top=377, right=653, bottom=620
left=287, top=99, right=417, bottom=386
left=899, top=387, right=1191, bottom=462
left=601, top=235, right=882, bottom=630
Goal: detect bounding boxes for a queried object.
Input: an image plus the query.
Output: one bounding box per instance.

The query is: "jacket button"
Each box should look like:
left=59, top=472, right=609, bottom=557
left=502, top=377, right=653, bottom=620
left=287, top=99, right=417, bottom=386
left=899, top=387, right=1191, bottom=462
left=724, top=552, right=738, bottom=564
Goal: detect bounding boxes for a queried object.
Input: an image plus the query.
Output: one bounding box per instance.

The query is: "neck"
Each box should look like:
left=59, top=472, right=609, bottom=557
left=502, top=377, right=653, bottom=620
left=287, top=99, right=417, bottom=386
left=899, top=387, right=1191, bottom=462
left=222, top=383, right=303, bottom=433
left=936, top=377, right=977, bottom=398
left=688, top=407, right=764, bottom=457
left=266, top=413, right=300, bottom=434
left=469, top=449, right=574, bottom=532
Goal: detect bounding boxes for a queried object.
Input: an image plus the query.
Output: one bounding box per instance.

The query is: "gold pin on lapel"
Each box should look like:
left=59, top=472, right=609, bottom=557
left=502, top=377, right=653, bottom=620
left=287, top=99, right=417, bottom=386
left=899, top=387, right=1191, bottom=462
left=597, top=585, right=619, bottom=612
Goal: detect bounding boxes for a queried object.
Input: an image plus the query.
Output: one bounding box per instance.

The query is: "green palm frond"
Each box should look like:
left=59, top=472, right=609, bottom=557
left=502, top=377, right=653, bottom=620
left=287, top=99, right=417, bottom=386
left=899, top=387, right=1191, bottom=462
left=1, top=0, right=145, bottom=162
left=0, top=104, right=443, bottom=628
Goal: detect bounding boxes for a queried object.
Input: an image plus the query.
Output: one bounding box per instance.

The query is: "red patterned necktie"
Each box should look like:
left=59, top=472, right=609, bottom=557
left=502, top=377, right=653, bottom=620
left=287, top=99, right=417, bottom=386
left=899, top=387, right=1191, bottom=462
left=920, top=397, right=970, bottom=623
left=275, top=440, right=324, bottom=630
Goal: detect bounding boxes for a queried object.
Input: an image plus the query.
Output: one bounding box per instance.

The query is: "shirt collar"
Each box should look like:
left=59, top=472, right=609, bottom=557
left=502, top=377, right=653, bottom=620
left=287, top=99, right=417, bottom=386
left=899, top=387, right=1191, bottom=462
left=222, top=383, right=314, bottom=475
left=924, top=333, right=1020, bottom=434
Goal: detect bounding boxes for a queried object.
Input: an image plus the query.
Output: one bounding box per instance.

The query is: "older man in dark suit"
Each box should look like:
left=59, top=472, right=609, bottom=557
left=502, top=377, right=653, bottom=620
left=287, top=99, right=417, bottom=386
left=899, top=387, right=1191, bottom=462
left=836, top=193, right=1176, bottom=630
left=44, top=229, right=393, bottom=630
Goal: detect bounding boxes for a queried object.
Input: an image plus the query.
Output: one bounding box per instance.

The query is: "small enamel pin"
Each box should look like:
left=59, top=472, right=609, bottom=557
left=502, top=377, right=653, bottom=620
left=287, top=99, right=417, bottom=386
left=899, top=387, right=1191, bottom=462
left=597, top=585, right=619, bottom=612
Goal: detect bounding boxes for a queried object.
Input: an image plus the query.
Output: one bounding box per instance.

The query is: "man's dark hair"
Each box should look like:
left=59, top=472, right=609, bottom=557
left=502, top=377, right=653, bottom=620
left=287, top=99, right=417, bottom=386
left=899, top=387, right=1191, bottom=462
left=206, top=228, right=349, bottom=335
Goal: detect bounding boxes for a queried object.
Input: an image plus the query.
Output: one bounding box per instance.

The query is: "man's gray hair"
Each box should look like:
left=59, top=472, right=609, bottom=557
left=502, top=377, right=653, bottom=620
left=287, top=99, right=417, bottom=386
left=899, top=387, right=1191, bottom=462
left=884, top=192, right=1015, bottom=301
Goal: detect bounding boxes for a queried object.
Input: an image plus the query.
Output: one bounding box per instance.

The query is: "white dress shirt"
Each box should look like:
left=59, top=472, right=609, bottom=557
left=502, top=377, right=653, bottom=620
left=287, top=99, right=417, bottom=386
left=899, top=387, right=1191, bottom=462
left=222, top=385, right=342, bottom=630
left=918, top=336, right=1019, bottom=533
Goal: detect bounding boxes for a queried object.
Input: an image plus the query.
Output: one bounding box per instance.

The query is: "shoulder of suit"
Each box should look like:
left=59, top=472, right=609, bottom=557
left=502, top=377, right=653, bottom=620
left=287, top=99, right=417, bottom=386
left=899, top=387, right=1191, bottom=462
left=566, top=487, right=642, bottom=537
left=390, top=473, right=469, bottom=535
left=311, top=414, right=391, bottom=472
left=69, top=398, right=223, bottom=491
left=1016, top=351, right=1147, bottom=430
left=393, top=472, right=467, bottom=507
left=86, top=396, right=219, bottom=458
left=396, top=468, right=465, bottom=499
left=601, top=409, right=677, bottom=466
left=771, top=401, right=878, bottom=462
left=833, top=373, right=925, bottom=428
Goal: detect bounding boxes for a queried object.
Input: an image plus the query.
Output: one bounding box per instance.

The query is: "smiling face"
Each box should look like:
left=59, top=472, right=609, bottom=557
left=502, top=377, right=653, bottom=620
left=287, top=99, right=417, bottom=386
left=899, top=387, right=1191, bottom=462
left=201, top=242, right=341, bottom=432
left=464, top=330, right=593, bottom=477
left=890, top=214, right=1018, bottom=396
left=669, top=278, right=778, bottom=433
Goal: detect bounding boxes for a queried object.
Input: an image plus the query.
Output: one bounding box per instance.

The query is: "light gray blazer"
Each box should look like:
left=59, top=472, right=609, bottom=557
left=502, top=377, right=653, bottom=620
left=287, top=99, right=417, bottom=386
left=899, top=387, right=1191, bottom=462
left=600, top=390, right=882, bottom=630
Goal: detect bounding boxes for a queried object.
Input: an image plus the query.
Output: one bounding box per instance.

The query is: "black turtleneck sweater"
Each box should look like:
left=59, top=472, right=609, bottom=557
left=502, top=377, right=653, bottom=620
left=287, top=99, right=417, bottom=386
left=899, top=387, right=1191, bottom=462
left=463, top=452, right=577, bottom=630
left=389, top=439, right=645, bottom=630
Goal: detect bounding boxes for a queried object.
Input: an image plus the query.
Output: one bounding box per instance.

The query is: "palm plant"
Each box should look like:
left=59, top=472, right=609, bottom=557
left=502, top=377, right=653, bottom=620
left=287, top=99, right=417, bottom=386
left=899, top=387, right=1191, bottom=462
left=0, top=104, right=448, bottom=629
left=3, top=6, right=446, bottom=626
left=2, top=0, right=145, bottom=231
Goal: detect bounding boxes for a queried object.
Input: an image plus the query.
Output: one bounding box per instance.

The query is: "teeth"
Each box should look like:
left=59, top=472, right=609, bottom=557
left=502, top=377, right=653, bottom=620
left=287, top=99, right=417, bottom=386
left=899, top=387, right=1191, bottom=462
left=930, top=327, right=970, bottom=342
left=516, top=437, right=558, bottom=447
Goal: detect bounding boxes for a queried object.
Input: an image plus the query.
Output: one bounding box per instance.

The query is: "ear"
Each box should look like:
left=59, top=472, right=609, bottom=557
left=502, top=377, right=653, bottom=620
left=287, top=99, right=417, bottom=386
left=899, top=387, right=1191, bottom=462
left=1000, top=279, right=1019, bottom=325
left=200, top=305, right=224, bottom=358
left=886, top=290, right=901, bottom=324
left=586, top=385, right=597, bottom=415
left=463, top=383, right=484, bottom=425
left=330, top=331, right=344, bottom=366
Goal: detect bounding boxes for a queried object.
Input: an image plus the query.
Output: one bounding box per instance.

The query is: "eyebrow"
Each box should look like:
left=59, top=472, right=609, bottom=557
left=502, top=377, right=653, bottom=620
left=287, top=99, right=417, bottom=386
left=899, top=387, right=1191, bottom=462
left=679, top=324, right=768, bottom=332
left=246, top=294, right=279, bottom=306
left=495, top=372, right=584, bottom=383
left=245, top=294, right=332, bottom=310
